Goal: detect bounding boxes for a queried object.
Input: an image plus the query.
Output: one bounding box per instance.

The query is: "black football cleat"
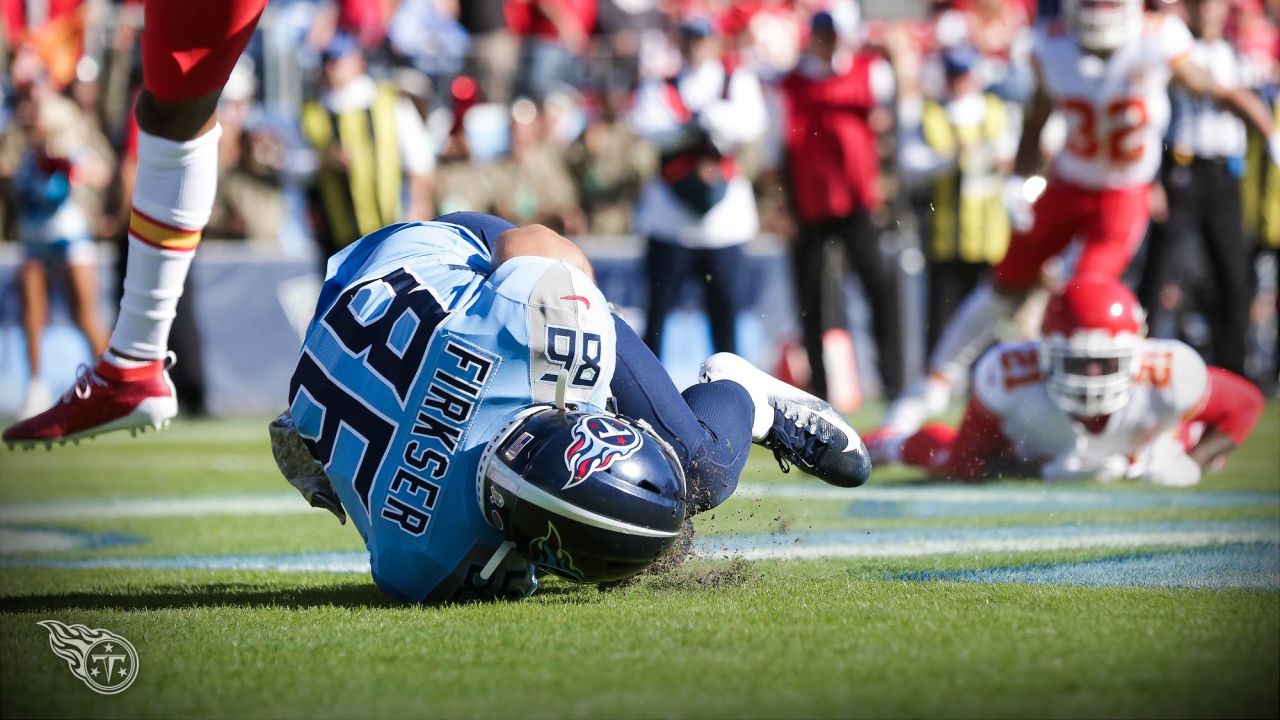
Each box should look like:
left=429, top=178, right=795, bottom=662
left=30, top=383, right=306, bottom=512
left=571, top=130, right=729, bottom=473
left=699, top=353, right=871, bottom=488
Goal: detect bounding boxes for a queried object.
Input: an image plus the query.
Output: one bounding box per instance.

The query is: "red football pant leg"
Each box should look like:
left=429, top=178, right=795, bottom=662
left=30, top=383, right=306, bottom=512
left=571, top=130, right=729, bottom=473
left=900, top=423, right=959, bottom=475
left=991, top=181, right=1092, bottom=292
left=901, top=400, right=1014, bottom=481
left=1074, top=184, right=1151, bottom=279
left=142, top=0, right=269, bottom=103
left=992, top=182, right=1151, bottom=291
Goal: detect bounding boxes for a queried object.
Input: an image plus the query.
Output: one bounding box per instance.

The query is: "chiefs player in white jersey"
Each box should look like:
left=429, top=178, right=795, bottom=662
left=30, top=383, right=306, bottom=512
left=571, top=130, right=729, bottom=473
left=881, top=0, right=1280, bottom=433
left=868, top=277, right=1264, bottom=485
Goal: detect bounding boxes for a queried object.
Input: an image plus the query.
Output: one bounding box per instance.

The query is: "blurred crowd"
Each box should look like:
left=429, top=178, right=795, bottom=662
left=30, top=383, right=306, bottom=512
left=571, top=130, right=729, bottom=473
left=2, top=0, right=1279, bottom=404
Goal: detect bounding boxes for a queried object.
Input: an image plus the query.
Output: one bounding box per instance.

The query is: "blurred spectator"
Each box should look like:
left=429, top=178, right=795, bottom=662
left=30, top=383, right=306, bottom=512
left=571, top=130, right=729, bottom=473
left=779, top=11, right=903, bottom=399
left=722, top=0, right=807, bottom=80
left=205, top=59, right=287, bottom=247
left=492, top=98, right=586, bottom=232
left=11, top=91, right=109, bottom=418
left=897, top=43, right=1016, bottom=351
left=5, top=0, right=87, bottom=90
left=510, top=0, right=598, bottom=101
left=595, top=0, right=662, bottom=89
left=933, top=0, right=1031, bottom=101
left=630, top=16, right=767, bottom=356
left=1241, top=92, right=1280, bottom=252
left=1139, top=0, right=1254, bottom=376
left=300, top=33, right=435, bottom=256
left=460, top=0, right=520, bottom=102
left=387, top=0, right=470, bottom=78
left=567, top=87, right=657, bottom=235
left=1233, top=0, right=1277, bottom=87
left=308, top=0, right=389, bottom=51
left=433, top=89, right=504, bottom=215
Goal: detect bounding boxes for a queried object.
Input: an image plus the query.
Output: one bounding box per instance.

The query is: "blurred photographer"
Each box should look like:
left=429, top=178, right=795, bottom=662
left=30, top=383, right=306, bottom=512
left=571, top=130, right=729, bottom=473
left=630, top=17, right=767, bottom=357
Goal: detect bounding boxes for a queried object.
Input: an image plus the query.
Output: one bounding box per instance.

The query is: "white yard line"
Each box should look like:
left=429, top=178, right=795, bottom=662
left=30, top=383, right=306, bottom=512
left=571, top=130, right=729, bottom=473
left=0, top=494, right=309, bottom=523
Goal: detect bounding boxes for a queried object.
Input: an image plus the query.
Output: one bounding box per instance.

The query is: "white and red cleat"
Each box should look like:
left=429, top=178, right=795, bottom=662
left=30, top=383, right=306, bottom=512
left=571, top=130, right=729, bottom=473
left=3, top=356, right=178, bottom=449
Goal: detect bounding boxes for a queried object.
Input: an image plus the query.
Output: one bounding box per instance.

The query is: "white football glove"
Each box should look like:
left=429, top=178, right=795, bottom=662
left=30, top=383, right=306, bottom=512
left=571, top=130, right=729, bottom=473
left=1002, top=175, right=1044, bottom=234
left=1141, top=447, right=1202, bottom=487
left=1269, top=131, right=1280, bottom=168
left=1093, top=454, right=1132, bottom=484
left=1041, top=451, right=1129, bottom=483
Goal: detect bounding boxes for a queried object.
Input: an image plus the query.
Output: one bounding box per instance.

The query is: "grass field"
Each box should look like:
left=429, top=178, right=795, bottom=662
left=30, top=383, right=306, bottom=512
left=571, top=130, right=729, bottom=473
left=1, top=405, right=1278, bottom=719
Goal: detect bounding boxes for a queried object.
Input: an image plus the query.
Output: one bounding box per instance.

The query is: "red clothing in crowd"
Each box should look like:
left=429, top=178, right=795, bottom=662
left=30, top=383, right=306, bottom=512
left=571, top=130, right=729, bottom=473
left=337, top=0, right=387, bottom=48
left=780, top=53, right=884, bottom=224
left=506, top=0, right=597, bottom=41
left=1, top=0, right=81, bottom=39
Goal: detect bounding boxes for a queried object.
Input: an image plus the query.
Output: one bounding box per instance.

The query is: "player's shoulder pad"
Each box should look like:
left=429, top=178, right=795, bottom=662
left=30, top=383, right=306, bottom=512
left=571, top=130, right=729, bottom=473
left=489, top=256, right=608, bottom=313
left=1137, top=338, right=1207, bottom=415
left=972, top=341, right=1041, bottom=413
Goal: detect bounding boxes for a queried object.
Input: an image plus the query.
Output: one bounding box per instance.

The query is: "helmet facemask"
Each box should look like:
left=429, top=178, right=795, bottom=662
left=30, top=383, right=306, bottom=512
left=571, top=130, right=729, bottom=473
left=1040, top=329, right=1141, bottom=418
left=1065, top=0, right=1142, bottom=52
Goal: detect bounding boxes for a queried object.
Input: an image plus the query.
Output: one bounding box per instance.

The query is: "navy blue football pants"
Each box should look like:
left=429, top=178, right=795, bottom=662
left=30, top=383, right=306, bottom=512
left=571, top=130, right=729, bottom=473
left=609, top=314, right=754, bottom=513
left=437, top=212, right=756, bottom=513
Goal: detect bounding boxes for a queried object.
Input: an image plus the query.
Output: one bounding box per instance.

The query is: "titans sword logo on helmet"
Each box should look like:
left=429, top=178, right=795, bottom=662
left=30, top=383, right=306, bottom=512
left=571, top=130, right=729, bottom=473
left=563, top=414, right=644, bottom=489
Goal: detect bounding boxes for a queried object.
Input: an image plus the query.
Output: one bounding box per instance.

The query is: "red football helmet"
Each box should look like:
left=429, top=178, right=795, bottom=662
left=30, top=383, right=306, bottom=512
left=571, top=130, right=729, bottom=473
left=1040, top=276, right=1147, bottom=418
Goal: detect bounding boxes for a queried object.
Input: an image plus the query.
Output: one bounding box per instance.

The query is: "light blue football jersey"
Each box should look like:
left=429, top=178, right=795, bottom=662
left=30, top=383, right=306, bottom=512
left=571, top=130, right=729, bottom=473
left=288, top=220, right=616, bottom=602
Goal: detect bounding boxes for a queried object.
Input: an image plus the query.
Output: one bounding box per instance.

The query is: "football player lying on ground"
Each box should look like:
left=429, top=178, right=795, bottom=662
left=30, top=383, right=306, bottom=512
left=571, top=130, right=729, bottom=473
left=865, top=276, right=1263, bottom=485
left=270, top=212, right=871, bottom=603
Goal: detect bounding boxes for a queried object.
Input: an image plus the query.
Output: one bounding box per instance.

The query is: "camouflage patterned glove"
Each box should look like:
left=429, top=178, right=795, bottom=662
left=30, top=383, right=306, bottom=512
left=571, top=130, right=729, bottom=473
left=268, top=411, right=346, bottom=524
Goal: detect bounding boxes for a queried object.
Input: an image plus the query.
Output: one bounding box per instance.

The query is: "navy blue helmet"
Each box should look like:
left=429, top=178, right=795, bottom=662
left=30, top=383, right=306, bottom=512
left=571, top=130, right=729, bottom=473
left=477, top=406, right=687, bottom=583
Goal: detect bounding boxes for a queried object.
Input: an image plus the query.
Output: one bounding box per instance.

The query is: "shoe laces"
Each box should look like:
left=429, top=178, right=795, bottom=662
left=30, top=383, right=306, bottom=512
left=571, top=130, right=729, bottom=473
left=763, top=408, right=823, bottom=474
left=66, top=364, right=109, bottom=402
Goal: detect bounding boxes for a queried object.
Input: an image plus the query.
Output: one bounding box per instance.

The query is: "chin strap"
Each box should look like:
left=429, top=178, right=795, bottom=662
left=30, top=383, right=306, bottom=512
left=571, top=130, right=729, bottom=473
left=555, top=368, right=569, bottom=410
left=479, top=540, right=517, bottom=582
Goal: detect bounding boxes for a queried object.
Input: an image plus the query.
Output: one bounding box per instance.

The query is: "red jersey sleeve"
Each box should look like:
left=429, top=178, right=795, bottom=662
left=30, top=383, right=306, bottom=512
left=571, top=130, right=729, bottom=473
left=1194, top=367, right=1264, bottom=446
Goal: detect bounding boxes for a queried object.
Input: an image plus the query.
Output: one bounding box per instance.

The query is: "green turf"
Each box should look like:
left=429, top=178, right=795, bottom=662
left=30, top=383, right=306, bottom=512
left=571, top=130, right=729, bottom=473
left=1, top=406, right=1278, bottom=719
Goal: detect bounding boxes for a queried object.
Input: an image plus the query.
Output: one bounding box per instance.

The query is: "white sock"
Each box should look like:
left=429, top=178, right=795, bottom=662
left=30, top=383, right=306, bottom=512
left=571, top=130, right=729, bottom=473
left=927, top=281, right=1020, bottom=384
left=108, top=125, right=221, bottom=362
left=749, top=389, right=773, bottom=442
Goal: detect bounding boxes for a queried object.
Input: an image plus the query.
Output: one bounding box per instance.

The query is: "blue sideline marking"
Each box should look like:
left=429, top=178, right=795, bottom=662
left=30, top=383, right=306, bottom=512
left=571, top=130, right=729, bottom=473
left=0, top=526, right=142, bottom=555
left=898, top=544, right=1280, bottom=589
left=3, top=521, right=1277, bottom=579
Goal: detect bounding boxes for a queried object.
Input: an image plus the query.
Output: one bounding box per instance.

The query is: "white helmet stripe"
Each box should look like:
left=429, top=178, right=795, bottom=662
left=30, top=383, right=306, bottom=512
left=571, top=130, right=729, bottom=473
left=486, top=461, right=680, bottom=538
